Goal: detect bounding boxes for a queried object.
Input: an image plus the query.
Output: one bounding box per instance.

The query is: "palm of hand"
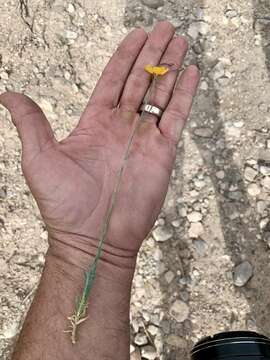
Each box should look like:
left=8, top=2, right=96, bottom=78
left=24, top=107, right=173, bottom=253
left=0, top=22, right=199, bottom=257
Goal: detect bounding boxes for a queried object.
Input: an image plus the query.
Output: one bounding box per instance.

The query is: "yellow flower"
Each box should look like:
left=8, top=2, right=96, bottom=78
left=144, top=65, right=169, bottom=76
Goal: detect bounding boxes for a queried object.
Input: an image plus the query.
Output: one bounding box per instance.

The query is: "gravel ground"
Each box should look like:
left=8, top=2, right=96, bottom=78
left=0, top=0, right=270, bottom=359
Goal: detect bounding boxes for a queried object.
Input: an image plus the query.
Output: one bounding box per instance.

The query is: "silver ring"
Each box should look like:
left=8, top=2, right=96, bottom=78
left=140, top=104, right=163, bottom=119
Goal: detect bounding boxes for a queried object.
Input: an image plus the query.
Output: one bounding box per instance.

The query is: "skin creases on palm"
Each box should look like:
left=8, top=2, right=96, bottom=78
left=22, top=107, right=176, bottom=255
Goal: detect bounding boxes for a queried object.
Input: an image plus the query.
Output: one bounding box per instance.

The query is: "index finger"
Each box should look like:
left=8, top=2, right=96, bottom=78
left=87, top=28, right=148, bottom=109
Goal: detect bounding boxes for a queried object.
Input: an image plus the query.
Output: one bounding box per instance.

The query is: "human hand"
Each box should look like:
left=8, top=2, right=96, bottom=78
left=0, top=22, right=199, bottom=270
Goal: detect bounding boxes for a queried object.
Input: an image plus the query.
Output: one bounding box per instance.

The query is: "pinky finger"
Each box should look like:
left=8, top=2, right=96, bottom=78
left=159, top=65, right=200, bottom=143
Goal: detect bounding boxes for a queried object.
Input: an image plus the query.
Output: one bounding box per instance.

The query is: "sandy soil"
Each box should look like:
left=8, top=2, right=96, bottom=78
left=0, top=0, right=270, bottom=359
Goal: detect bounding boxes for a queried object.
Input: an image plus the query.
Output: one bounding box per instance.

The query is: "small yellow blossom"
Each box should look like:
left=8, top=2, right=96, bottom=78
left=144, top=65, right=169, bottom=76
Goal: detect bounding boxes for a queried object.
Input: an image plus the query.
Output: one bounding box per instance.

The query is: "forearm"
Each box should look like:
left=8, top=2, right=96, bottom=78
left=12, top=241, right=136, bottom=360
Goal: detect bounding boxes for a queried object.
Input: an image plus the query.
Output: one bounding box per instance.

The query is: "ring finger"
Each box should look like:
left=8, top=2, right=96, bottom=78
left=120, top=21, right=175, bottom=112
left=142, top=36, right=188, bottom=124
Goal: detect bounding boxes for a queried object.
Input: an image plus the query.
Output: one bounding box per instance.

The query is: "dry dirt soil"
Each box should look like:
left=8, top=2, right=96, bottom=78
left=0, top=0, right=270, bottom=359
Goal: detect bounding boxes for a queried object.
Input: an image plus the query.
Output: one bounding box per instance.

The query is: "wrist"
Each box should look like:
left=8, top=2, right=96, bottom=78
left=13, top=244, right=134, bottom=359
left=48, top=232, right=138, bottom=287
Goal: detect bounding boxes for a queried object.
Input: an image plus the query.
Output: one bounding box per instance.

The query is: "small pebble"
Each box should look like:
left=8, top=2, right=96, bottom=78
left=0, top=187, right=7, bottom=199
left=188, top=23, right=200, bottom=40
left=172, top=219, right=181, bottom=227
left=257, top=201, right=266, bottom=214
left=261, top=177, right=270, bottom=190
left=244, top=167, right=257, bottom=182
left=134, top=333, right=148, bottom=346
left=189, top=222, right=204, bottom=238
left=258, top=150, right=270, bottom=165
left=193, top=239, right=206, bottom=256
left=247, top=184, right=261, bottom=197
left=233, top=261, right=253, bottom=287
left=0, top=71, right=9, bottom=80
left=130, top=348, right=141, bottom=360
left=67, top=3, right=75, bottom=13
left=141, top=345, right=157, bottom=360
left=165, top=334, right=187, bottom=348
left=200, top=80, right=208, bottom=91
left=194, top=127, right=213, bottom=138
left=164, top=270, right=175, bottom=284
left=148, top=325, right=159, bottom=336
left=225, top=9, right=238, bottom=18
left=170, top=300, right=189, bottom=323
left=40, top=98, right=54, bottom=113
left=234, top=120, right=244, bottom=128
left=216, top=170, right=225, bottom=179
left=65, top=30, right=78, bottom=40
left=259, top=166, right=270, bottom=176
left=187, top=211, right=203, bottom=223
left=141, top=0, right=164, bottom=9
left=2, top=322, right=19, bottom=339
left=260, top=218, right=269, bottom=229
left=0, top=258, right=9, bottom=275
left=152, top=226, right=173, bottom=242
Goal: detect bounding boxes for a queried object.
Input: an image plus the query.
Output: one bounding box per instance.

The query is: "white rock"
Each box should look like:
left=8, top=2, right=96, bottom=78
left=0, top=71, right=9, bottom=80
left=169, top=300, right=189, bottom=323
left=2, top=322, right=19, bottom=339
left=198, top=22, right=209, bottom=35
left=148, top=325, right=159, bottom=336
left=178, top=206, right=187, bottom=217
left=187, top=211, right=203, bottom=223
left=188, top=23, right=200, bottom=39
left=153, top=248, right=163, bottom=261
left=67, top=3, right=75, bottom=13
left=213, top=61, right=225, bottom=80
left=200, top=80, right=208, bottom=91
left=141, top=345, right=157, bottom=360
left=152, top=226, right=173, bottom=242
left=244, top=167, right=257, bottom=182
left=234, top=120, right=244, bottom=128
left=65, top=30, right=78, bottom=39
left=164, top=270, right=174, bottom=284
left=216, top=170, right=225, bottom=179
left=261, top=177, right=270, bottom=190
left=172, top=219, right=181, bottom=227
left=257, top=201, right=266, bottom=214
left=40, top=99, right=53, bottom=113
left=194, top=178, right=206, bottom=189
left=189, top=222, right=204, bottom=238
left=134, top=333, right=148, bottom=346
left=260, top=218, right=269, bottom=229
left=247, top=184, right=261, bottom=196
left=260, top=166, right=270, bottom=176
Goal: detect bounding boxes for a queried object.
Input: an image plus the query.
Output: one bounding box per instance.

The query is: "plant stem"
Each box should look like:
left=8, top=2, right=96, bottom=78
left=65, top=75, right=158, bottom=344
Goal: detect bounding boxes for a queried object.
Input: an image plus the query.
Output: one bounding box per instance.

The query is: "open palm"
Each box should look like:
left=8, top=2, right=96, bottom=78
left=0, top=22, right=199, bottom=261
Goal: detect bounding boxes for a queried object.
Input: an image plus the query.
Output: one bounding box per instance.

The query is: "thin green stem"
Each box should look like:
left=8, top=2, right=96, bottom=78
left=65, top=75, right=158, bottom=344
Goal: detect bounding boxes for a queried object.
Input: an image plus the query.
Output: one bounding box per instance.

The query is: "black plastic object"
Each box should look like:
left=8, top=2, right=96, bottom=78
left=191, top=331, right=270, bottom=360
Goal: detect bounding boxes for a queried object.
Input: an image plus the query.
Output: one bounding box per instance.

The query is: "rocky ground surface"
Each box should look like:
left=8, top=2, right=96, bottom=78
left=0, top=0, right=270, bottom=359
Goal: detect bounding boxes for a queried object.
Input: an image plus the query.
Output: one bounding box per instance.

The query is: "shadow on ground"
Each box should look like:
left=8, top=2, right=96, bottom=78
left=250, top=0, right=270, bottom=336
left=125, top=0, right=270, bottom=359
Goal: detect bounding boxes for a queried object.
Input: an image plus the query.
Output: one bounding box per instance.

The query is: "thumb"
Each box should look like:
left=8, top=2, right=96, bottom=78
left=0, top=91, right=56, bottom=162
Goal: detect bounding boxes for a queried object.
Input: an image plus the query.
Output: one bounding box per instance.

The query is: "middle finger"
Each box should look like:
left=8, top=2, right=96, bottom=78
left=119, top=21, right=175, bottom=112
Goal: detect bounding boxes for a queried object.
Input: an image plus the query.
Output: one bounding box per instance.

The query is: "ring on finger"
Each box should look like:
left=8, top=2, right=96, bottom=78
left=139, top=104, right=163, bottom=119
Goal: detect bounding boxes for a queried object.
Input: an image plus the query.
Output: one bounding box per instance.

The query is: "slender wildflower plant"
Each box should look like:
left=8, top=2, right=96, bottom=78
left=65, top=64, right=180, bottom=344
